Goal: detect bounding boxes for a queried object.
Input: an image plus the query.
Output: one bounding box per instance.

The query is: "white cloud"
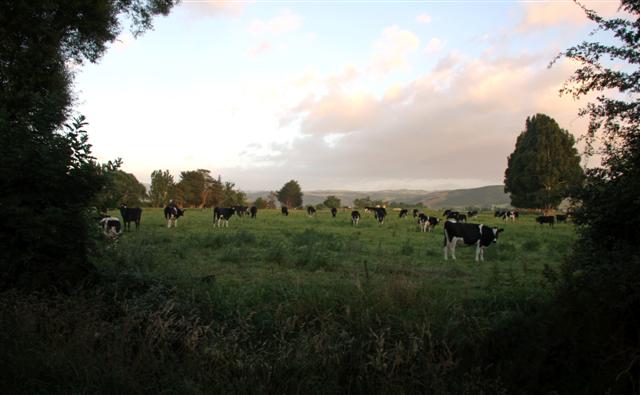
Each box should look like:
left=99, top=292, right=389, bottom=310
left=416, top=13, right=432, bottom=24
left=425, top=37, right=445, bottom=54
left=249, top=9, right=303, bottom=36
left=180, top=0, right=246, bottom=17
left=370, top=25, right=420, bottom=74
left=247, top=41, right=272, bottom=58
left=517, top=1, right=621, bottom=32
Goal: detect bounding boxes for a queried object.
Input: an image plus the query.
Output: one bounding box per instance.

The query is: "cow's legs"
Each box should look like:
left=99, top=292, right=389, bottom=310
left=475, top=242, right=481, bottom=262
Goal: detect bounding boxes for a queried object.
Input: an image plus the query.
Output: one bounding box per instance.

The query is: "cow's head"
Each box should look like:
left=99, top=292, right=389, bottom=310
left=492, top=227, right=504, bottom=243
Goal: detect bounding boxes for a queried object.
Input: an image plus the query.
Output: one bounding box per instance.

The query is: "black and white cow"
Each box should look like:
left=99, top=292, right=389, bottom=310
left=164, top=205, right=185, bottom=228
left=399, top=208, right=408, bottom=218
left=250, top=206, right=258, bottom=219
left=536, top=215, right=556, bottom=226
left=214, top=207, right=235, bottom=227
left=443, top=221, right=504, bottom=262
left=307, top=206, right=317, bottom=217
left=418, top=213, right=439, bottom=232
left=351, top=210, right=361, bottom=226
left=234, top=206, right=248, bottom=217
left=413, top=208, right=419, bottom=218
left=119, top=204, right=142, bottom=231
left=331, top=207, right=338, bottom=218
left=467, top=210, right=479, bottom=218
left=99, top=216, right=121, bottom=237
left=281, top=206, right=289, bottom=216
left=373, top=207, right=387, bottom=224
left=499, top=210, right=519, bottom=221
left=555, top=214, right=568, bottom=223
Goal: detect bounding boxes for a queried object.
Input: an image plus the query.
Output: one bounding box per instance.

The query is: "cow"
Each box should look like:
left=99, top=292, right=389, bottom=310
left=467, top=210, right=479, bottom=218
left=119, top=204, right=142, bottom=231
left=536, top=215, right=556, bottom=226
left=281, top=207, right=289, bottom=216
left=446, top=211, right=463, bottom=221
left=412, top=209, right=419, bottom=218
left=373, top=207, right=387, bottom=224
left=250, top=206, right=258, bottom=219
left=443, top=221, right=504, bottom=262
left=307, top=206, right=316, bottom=217
left=399, top=208, right=408, bottom=218
left=443, top=209, right=455, bottom=217
left=234, top=206, right=248, bottom=217
left=99, top=216, right=121, bottom=237
left=164, top=205, right=185, bottom=228
left=555, top=214, right=568, bottom=223
left=214, top=207, right=235, bottom=227
left=418, top=213, right=439, bottom=232
left=331, top=207, right=338, bottom=218
left=351, top=210, right=361, bottom=226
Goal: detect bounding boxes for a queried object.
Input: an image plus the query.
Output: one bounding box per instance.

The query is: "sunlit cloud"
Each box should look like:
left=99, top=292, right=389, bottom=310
left=180, top=0, right=246, bottom=17
left=247, top=40, right=272, bottom=58
left=516, top=1, right=621, bottom=32
left=370, top=25, right=420, bottom=74
left=249, top=9, right=303, bottom=36
left=425, top=37, right=445, bottom=54
left=416, top=13, right=432, bottom=24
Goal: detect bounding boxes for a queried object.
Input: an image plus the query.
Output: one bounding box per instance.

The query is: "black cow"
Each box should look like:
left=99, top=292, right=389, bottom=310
left=234, top=206, right=248, bottom=217
left=331, top=207, right=338, bottom=218
left=307, top=206, right=316, bottom=217
left=281, top=207, right=289, bottom=216
left=164, top=205, right=185, bottom=228
left=536, top=215, right=556, bottom=226
left=351, top=210, right=361, bottom=226
left=399, top=208, right=408, bottom=218
left=467, top=210, right=478, bottom=218
left=443, top=209, right=455, bottom=217
left=555, top=214, right=568, bottom=223
left=214, top=207, right=235, bottom=227
left=119, top=204, right=142, bottom=231
left=418, top=213, right=439, bottom=232
left=250, top=206, right=258, bottom=219
left=413, top=209, right=419, bottom=218
left=99, top=216, right=121, bottom=237
left=444, top=221, right=504, bottom=261
left=373, top=207, right=387, bottom=224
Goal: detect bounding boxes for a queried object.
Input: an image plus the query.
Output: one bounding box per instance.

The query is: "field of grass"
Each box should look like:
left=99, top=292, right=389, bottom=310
left=0, top=208, right=577, bottom=393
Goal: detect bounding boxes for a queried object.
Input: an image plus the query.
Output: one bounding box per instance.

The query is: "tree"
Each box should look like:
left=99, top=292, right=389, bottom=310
left=95, top=169, right=147, bottom=210
left=221, top=181, right=247, bottom=206
left=504, top=114, right=583, bottom=211
left=0, top=1, right=177, bottom=288
left=253, top=197, right=268, bottom=209
left=323, top=195, right=341, bottom=209
left=353, top=196, right=384, bottom=208
left=276, top=180, right=303, bottom=208
left=149, top=169, right=175, bottom=207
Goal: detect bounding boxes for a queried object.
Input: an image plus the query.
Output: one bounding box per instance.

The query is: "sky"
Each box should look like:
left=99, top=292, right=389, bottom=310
left=72, top=0, right=624, bottom=191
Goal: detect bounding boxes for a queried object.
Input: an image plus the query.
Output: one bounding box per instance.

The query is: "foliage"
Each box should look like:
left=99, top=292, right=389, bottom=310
left=504, top=114, right=583, bottom=210
left=94, top=169, right=146, bottom=210
left=0, top=1, right=177, bottom=288
left=353, top=196, right=385, bottom=208
left=253, top=197, right=268, bottom=209
left=276, top=180, right=303, bottom=208
left=149, top=169, right=175, bottom=207
left=222, top=181, right=247, bottom=206
left=323, top=195, right=342, bottom=209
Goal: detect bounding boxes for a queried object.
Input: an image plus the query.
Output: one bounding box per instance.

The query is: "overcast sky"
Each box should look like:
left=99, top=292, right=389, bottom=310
left=73, top=0, right=622, bottom=191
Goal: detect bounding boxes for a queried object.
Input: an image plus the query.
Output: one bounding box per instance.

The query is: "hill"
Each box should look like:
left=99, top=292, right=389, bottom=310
left=246, top=185, right=511, bottom=209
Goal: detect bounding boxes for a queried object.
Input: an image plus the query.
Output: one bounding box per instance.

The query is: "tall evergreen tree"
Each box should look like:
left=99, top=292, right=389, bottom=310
left=276, top=180, right=303, bottom=208
left=504, top=114, right=583, bottom=210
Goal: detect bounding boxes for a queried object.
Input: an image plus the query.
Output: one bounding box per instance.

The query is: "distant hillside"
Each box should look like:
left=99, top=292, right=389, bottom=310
left=246, top=185, right=511, bottom=209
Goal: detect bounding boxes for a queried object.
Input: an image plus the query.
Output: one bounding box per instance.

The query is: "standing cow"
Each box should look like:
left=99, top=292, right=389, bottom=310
left=331, top=207, right=338, bottom=218
left=351, top=211, right=361, bottom=226
left=281, top=207, right=289, bottom=216
left=443, top=221, right=504, bottom=262
left=119, top=203, right=142, bottom=231
left=164, top=205, right=184, bottom=228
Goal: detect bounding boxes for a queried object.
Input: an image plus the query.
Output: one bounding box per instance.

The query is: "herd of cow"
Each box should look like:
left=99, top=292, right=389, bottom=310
left=98, top=204, right=571, bottom=262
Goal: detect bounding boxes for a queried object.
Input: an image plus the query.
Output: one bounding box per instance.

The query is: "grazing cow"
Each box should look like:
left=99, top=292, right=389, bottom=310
left=99, top=217, right=121, bottom=237
left=250, top=206, right=258, bottom=219
left=119, top=204, right=142, bottom=231
left=443, top=209, right=453, bottom=217
left=351, top=210, right=361, bottom=226
left=446, top=211, right=461, bottom=221
left=164, top=206, right=185, bottom=228
left=214, top=207, right=235, bottom=227
left=496, top=210, right=518, bottom=221
left=555, top=214, right=568, bottom=223
left=281, top=207, right=289, bottom=216
left=234, top=206, right=248, bottom=217
left=373, top=207, right=387, bottom=224
left=307, top=206, right=317, bottom=217
left=536, top=215, right=556, bottom=226
left=418, top=213, right=439, bottom=232
left=399, top=209, right=409, bottom=218
left=443, top=221, right=504, bottom=262
left=467, top=210, right=479, bottom=218
left=413, top=209, right=419, bottom=218
left=331, top=207, right=338, bottom=218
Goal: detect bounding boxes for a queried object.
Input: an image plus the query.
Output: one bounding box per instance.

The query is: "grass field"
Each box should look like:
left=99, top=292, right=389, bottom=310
left=0, top=208, right=578, bottom=393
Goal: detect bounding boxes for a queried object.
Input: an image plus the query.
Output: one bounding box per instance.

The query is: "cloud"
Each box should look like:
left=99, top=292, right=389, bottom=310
left=180, top=0, right=246, bottom=17
left=517, top=1, right=621, bottom=32
left=416, top=13, right=432, bottom=24
left=247, top=40, right=272, bottom=58
left=249, top=9, right=303, bottom=36
left=370, top=25, right=420, bottom=74
left=425, top=37, right=445, bottom=54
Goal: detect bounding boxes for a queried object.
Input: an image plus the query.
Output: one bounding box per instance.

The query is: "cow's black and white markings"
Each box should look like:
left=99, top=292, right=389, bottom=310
left=214, top=207, right=235, bottom=227
left=467, top=210, right=478, bottom=218
left=307, top=206, right=317, bottom=217
left=443, top=221, right=504, bottom=261
left=399, top=209, right=408, bottom=218
left=536, top=215, right=556, bottom=226
left=119, top=204, right=142, bottom=231
left=281, top=207, right=289, bottom=216
left=164, top=206, right=185, bottom=228
left=351, top=210, right=361, bottom=226
left=234, top=206, right=248, bottom=217
left=250, top=206, right=258, bottom=218
left=99, top=216, right=121, bottom=237
left=373, top=207, right=387, bottom=224
left=418, top=213, right=439, bottom=232
left=331, top=207, right=338, bottom=218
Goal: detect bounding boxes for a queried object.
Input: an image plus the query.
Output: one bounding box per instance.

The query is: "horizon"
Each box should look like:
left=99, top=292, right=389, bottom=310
left=74, top=1, right=622, bottom=191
